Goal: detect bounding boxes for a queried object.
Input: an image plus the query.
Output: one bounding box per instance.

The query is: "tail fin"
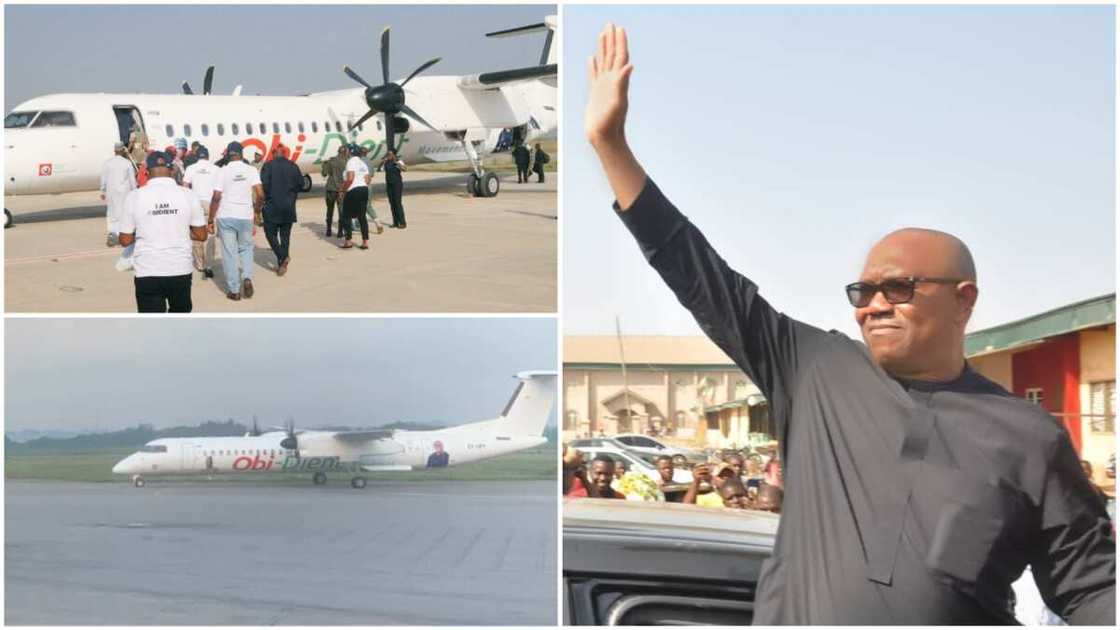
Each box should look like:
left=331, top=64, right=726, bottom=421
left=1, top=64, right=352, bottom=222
left=497, top=371, right=556, bottom=436
left=486, top=15, right=556, bottom=67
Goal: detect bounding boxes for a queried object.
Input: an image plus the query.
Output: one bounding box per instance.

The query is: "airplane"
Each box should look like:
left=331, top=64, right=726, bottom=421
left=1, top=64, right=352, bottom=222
left=3, top=17, right=558, bottom=227
left=111, top=371, right=556, bottom=489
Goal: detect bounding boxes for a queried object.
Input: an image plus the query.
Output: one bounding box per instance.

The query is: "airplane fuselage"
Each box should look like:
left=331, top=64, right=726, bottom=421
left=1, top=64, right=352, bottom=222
left=5, top=76, right=557, bottom=196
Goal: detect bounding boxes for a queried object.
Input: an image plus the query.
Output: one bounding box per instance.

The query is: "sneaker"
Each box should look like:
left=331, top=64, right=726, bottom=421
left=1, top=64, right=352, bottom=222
left=325, top=228, right=333, bottom=237
left=374, top=221, right=384, bottom=235
left=204, top=268, right=214, bottom=279
left=278, top=257, right=290, bottom=277
left=242, top=278, right=254, bottom=299
left=226, top=292, right=241, bottom=301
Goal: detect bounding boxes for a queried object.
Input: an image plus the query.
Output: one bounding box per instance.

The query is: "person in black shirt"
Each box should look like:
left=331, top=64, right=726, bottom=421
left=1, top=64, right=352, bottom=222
left=531, top=143, right=549, bottom=183
left=259, top=146, right=303, bottom=276
left=513, top=142, right=531, bottom=183
left=426, top=440, right=450, bottom=468
left=379, top=150, right=407, bottom=228
left=583, top=23, right=1114, bottom=625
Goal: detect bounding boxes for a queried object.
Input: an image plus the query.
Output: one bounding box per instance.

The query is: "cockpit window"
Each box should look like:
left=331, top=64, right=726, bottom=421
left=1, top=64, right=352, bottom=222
left=29, top=111, right=76, bottom=128
left=4, top=111, right=38, bottom=128
left=139, top=445, right=168, bottom=453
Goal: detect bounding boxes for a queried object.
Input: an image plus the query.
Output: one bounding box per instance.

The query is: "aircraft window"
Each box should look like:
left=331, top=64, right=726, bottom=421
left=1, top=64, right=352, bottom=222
left=324, top=120, right=330, bottom=132
left=273, top=122, right=280, bottom=133
left=311, top=122, right=318, bottom=133
left=30, top=111, right=76, bottom=128
left=284, top=122, right=292, bottom=133
left=357, top=123, right=363, bottom=132
left=201, top=124, right=209, bottom=136
left=165, top=124, right=174, bottom=137
left=231, top=123, right=239, bottom=135
left=4, top=111, right=38, bottom=128
left=217, top=123, right=225, bottom=136
left=259, top=123, right=265, bottom=134
left=139, top=445, right=168, bottom=453
left=376, top=120, right=382, bottom=131
left=184, top=124, right=192, bottom=137
left=298, top=122, right=305, bottom=133
left=335, top=121, right=342, bottom=133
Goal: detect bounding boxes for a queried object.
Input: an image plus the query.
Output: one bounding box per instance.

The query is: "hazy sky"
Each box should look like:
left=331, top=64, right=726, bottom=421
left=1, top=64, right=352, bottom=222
left=4, top=4, right=555, bottom=111
left=5, top=318, right=557, bottom=432
left=564, top=5, right=1115, bottom=338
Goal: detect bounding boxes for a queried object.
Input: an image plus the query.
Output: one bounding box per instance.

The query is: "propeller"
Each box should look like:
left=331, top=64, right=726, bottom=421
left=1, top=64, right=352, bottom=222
left=182, top=65, right=216, bottom=95
left=342, top=27, right=442, bottom=152
left=279, top=416, right=301, bottom=459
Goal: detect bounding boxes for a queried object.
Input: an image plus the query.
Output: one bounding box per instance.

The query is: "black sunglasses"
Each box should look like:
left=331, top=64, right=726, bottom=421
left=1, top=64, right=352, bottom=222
left=845, top=276, right=963, bottom=308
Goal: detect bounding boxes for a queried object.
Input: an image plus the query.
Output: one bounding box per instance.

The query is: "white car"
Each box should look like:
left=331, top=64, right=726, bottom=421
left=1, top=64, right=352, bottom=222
left=572, top=444, right=693, bottom=484
left=612, top=434, right=703, bottom=466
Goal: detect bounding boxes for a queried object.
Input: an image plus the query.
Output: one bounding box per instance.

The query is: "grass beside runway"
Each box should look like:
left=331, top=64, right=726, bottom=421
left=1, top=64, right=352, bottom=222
left=5, top=448, right=556, bottom=484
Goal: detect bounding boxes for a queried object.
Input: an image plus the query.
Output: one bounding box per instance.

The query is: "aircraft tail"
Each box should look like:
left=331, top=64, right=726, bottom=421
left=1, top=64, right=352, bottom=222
left=486, top=15, right=557, bottom=67
left=495, top=371, right=556, bottom=436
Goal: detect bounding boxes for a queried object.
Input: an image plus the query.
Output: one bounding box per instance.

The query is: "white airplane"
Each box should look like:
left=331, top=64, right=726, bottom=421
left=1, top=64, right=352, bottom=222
left=3, top=17, right=557, bottom=226
left=112, top=371, right=555, bottom=488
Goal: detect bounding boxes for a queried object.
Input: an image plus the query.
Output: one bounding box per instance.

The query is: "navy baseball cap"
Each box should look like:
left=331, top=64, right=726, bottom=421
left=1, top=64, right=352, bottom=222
left=196, top=146, right=210, bottom=160
left=347, top=143, right=361, bottom=154
left=226, top=141, right=244, bottom=155
left=145, top=151, right=172, bottom=169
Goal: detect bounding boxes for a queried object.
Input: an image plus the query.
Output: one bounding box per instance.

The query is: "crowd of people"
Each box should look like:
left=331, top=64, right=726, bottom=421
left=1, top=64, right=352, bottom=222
left=100, top=128, right=416, bottom=311
left=562, top=443, right=783, bottom=513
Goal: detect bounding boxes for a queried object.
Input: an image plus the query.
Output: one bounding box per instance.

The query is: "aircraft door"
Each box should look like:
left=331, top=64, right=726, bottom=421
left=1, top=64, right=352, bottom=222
left=113, top=106, right=144, bottom=145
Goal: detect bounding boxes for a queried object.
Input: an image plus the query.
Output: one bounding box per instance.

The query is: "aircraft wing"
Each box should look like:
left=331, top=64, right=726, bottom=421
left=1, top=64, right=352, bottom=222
left=331, top=429, right=396, bottom=442
left=457, top=64, right=557, bottom=91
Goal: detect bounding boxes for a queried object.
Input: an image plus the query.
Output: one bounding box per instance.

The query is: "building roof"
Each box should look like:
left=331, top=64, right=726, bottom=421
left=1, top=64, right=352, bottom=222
left=965, top=293, right=1116, bottom=357
left=565, top=335, right=737, bottom=369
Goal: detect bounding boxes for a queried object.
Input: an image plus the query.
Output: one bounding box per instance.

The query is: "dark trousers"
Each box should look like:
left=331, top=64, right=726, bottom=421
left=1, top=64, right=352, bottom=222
left=134, top=273, right=192, bottom=313
left=264, top=221, right=292, bottom=264
left=516, top=163, right=530, bottom=183
left=325, top=190, right=340, bottom=231
left=343, top=188, right=369, bottom=241
left=534, top=164, right=545, bottom=183
left=387, top=181, right=405, bottom=227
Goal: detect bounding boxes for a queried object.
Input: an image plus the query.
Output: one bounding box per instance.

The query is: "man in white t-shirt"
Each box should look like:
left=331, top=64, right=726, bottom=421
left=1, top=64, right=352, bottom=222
left=183, top=145, right=218, bottom=279
left=208, top=141, right=263, bottom=301
left=337, top=143, right=372, bottom=249
left=99, top=142, right=137, bottom=247
left=117, top=151, right=208, bottom=312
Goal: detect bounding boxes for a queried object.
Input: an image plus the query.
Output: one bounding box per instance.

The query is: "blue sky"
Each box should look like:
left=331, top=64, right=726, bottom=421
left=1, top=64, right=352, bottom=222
left=563, top=5, right=1115, bottom=338
left=4, top=4, right=555, bottom=111
left=5, top=318, right=557, bottom=431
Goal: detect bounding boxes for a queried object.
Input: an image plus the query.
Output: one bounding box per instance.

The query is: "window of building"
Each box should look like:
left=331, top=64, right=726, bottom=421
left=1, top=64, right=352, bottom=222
left=1089, top=381, right=1116, bottom=433
left=183, top=124, right=192, bottom=137
left=284, top=122, right=292, bottom=133
left=1025, top=388, right=1044, bottom=406
left=165, top=124, right=174, bottom=137
left=201, top=124, right=209, bottom=136
left=30, top=111, right=77, bottom=127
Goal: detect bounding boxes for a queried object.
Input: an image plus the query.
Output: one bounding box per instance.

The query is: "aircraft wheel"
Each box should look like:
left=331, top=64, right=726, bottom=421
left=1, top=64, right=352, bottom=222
left=351, top=476, right=367, bottom=489
left=4, top=209, right=12, bottom=229
left=312, top=472, right=327, bottom=485
left=467, top=174, right=481, bottom=197
left=301, top=174, right=313, bottom=193
left=481, top=172, right=500, bottom=198
left=132, top=475, right=146, bottom=488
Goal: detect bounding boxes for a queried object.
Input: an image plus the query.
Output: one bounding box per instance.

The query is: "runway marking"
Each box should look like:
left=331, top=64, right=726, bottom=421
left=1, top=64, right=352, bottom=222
left=6, top=248, right=120, bottom=265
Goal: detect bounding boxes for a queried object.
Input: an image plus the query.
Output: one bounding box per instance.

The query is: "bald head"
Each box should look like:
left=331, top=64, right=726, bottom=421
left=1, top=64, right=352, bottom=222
left=867, top=228, right=976, bottom=284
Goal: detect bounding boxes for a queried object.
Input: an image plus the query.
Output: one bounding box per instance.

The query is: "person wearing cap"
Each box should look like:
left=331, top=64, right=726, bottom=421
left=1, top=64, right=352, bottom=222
left=259, top=144, right=303, bottom=276
left=117, top=151, right=208, bottom=312
left=337, top=142, right=371, bottom=249
left=321, top=145, right=349, bottom=237
left=165, top=145, right=185, bottom=186
left=377, top=149, right=407, bottom=228
left=209, top=141, right=264, bottom=301
left=99, top=142, right=137, bottom=247
left=183, top=145, right=218, bottom=279
left=184, top=141, right=202, bottom=169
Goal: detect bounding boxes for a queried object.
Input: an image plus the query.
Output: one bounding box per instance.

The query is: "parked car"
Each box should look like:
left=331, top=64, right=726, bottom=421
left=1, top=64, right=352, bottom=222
left=570, top=444, right=693, bottom=485
left=611, top=433, right=705, bottom=466
left=564, top=498, right=778, bottom=624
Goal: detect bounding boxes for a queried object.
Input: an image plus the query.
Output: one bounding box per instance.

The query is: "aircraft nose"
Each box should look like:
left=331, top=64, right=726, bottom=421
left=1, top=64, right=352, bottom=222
left=112, top=458, right=131, bottom=474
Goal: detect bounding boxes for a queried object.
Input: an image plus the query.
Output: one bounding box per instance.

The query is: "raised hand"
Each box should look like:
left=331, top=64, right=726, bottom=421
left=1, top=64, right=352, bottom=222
left=585, top=23, right=634, bottom=147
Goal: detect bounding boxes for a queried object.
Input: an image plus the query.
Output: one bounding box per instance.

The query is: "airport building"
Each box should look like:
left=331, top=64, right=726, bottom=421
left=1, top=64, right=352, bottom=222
left=562, top=336, right=774, bottom=449
left=967, top=293, right=1115, bottom=488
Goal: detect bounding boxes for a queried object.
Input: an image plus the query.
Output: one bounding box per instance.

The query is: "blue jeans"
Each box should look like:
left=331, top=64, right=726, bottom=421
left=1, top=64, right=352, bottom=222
left=216, top=217, right=254, bottom=294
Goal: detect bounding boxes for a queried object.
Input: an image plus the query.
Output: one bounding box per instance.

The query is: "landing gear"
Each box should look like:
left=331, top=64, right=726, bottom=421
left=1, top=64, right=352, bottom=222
left=301, top=174, right=313, bottom=193
left=312, top=472, right=327, bottom=485
left=350, top=476, right=367, bottom=489
left=5, top=209, right=12, bottom=229
left=131, top=475, right=146, bottom=488
left=455, top=134, right=499, bottom=198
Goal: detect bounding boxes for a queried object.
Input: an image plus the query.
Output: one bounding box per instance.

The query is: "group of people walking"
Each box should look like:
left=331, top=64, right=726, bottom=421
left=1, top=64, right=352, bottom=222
left=320, top=143, right=408, bottom=247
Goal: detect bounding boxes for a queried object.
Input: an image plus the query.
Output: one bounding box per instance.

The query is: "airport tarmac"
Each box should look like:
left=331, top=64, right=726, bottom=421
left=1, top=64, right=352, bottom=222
left=3, top=172, right=556, bottom=312
left=5, top=479, right=557, bottom=625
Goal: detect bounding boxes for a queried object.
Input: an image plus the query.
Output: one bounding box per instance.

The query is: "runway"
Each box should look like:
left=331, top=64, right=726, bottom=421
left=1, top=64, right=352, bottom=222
left=3, top=172, right=557, bottom=312
left=5, top=479, right=557, bottom=625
